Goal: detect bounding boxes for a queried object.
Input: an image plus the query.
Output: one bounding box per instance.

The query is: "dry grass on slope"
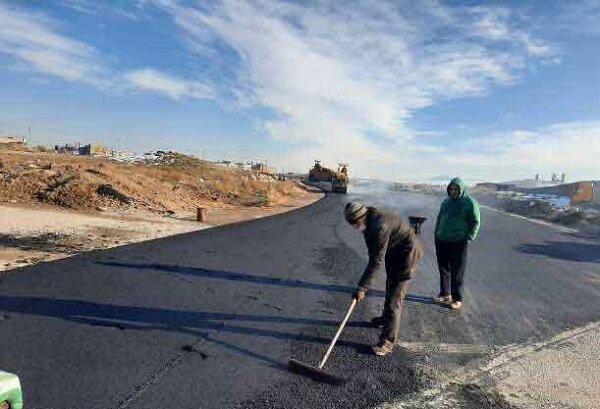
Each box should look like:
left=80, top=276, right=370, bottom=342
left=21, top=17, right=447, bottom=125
left=0, top=148, right=302, bottom=213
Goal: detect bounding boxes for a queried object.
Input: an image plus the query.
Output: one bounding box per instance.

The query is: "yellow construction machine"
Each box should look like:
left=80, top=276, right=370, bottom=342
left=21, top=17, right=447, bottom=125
left=308, top=161, right=348, bottom=193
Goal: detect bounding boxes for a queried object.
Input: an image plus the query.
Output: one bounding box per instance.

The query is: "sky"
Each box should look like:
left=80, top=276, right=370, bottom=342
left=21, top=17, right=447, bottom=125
left=0, top=0, right=598, bottom=182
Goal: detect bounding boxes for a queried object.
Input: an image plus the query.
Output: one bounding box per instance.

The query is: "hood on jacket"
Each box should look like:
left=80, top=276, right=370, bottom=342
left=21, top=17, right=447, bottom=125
left=447, top=177, right=466, bottom=198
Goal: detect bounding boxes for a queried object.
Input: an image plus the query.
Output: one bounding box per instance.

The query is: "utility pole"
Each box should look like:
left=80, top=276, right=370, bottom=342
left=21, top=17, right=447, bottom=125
left=27, top=125, right=31, bottom=145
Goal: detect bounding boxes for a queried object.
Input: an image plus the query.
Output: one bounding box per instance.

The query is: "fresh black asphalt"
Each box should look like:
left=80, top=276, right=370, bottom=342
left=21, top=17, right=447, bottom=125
left=1, top=185, right=599, bottom=408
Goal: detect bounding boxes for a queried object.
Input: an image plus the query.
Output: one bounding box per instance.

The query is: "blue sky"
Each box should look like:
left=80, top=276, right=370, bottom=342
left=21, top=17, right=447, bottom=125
left=0, top=0, right=598, bottom=182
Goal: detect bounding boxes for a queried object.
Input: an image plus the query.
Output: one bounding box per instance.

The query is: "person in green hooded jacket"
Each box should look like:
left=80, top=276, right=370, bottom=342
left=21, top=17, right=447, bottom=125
left=433, top=177, right=480, bottom=309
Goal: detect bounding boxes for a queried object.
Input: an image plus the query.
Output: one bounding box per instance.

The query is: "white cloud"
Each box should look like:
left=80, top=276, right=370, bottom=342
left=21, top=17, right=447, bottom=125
left=147, top=0, right=557, bottom=176
left=3, top=0, right=580, bottom=181
left=125, top=68, right=215, bottom=100
left=0, top=3, right=209, bottom=100
left=59, top=0, right=99, bottom=15
left=60, top=0, right=143, bottom=21
left=469, top=6, right=555, bottom=58
left=0, top=2, right=109, bottom=87
left=397, top=121, right=600, bottom=183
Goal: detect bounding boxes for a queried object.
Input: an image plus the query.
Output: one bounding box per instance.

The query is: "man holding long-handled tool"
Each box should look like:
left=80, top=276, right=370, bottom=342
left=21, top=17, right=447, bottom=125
left=287, top=203, right=423, bottom=383
left=345, top=202, right=423, bottom=356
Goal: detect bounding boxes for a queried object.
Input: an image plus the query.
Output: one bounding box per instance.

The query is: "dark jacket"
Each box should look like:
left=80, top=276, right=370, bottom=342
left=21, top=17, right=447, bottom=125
left=357, top=207, right=422, bottom=290
left=435, top=177, right=481, bottom=242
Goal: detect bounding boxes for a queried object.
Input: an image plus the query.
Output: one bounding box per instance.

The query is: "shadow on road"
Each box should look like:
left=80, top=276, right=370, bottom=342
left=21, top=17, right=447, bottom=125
left=0, top=290, right=433, bottom=368
left=0, top=295, right=378, bottom=365
left=96, top=261, right=435, bottom=306
left=97, top=259, right=387, bottom=295
left=516, top=241, right=600, bottom=263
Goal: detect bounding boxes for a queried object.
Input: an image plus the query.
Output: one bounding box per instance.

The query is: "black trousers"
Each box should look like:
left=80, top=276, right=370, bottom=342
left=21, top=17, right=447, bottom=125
left=435, top=239, right=468, bottom=302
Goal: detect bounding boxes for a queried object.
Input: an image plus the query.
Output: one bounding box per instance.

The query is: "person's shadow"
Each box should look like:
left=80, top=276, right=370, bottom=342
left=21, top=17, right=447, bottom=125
left=0, top=289, right=433, bottom=368
left=0, top=262, right=438, bottom=368
left=0, top=294, right=364, bottom=370
left=97, top=260, right=436, bottom=305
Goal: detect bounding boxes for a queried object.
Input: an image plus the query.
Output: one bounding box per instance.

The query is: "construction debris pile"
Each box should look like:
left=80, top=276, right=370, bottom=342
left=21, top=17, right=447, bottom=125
left=0, top=146, right=302, bottom=213
left=485, top=190, right=600, bottom=229
left=143, top=150, right=181, bottom=166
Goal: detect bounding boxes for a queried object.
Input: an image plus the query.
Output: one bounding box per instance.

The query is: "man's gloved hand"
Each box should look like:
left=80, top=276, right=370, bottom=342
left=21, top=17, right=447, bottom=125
left=353, top=288, right=366, bottom=302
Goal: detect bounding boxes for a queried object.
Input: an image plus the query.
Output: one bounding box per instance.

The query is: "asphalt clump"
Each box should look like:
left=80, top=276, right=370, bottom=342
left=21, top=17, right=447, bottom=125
left=237, top=244, right=440, bottom=409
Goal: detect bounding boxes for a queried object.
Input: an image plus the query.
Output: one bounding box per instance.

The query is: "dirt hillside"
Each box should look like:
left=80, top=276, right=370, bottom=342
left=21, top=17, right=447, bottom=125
left=0, top=146, right=302, bottom=214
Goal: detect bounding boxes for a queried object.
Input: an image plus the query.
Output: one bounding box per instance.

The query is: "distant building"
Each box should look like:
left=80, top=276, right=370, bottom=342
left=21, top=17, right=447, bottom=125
left=235, top=162, right=252, bottom=171
left=79, top=143, right=110, bottom=157
left=0, top=135, right=25, bottom=144
left=55, top=143, right=81, bottom=154
left=216, top=160, right=234, bottom=168
left=550, top=172, right=567, bottom=183
left=110, top=150, right=135, bottom=161
left=252, top=163, right=275, bottom=175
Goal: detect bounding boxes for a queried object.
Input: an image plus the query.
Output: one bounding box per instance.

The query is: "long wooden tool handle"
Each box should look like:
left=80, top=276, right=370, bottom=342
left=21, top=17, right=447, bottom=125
left=317, top=298, right=357, bottom=369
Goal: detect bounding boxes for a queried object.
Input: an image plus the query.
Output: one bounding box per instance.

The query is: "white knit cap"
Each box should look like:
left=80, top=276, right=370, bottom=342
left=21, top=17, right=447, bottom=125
left=344, top=202, right=367, bottom=223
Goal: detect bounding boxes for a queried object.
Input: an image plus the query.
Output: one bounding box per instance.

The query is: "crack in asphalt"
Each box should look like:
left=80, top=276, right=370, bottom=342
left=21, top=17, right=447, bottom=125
left=116, top=345, right=192, bottom=409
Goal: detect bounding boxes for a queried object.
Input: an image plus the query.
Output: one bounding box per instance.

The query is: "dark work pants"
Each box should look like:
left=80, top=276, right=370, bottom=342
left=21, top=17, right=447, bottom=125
left=380, top=245, right=418, bottom=343
left=380, top=277, right=410, bottom=343
left=435, top=239, right=468, bottom=301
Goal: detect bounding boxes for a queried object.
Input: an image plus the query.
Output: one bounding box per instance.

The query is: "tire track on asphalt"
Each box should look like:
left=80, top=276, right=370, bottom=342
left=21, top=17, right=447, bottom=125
left=116, top=333, right=215, bottom=409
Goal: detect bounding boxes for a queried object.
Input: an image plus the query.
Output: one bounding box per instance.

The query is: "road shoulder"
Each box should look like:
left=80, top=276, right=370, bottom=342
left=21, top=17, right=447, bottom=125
left=380, top=321, right=600, bottom=409
left=0, top=185, right=323, bottom=273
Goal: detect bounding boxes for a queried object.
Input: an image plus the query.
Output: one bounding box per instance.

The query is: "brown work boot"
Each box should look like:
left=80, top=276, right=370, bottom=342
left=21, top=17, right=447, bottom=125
left=372, top=339, right=394, bottom=356
left=450, top=301, right=463, bottom=310
left=432, top=294, right=452, bottom=304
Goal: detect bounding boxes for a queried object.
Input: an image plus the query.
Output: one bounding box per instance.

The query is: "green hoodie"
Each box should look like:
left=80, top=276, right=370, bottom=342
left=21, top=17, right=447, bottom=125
left=435, top=177, right=481, bottom=242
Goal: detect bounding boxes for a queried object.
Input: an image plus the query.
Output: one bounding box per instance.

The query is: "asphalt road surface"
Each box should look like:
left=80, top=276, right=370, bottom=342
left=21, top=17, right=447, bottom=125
left=1, top=183, right=599, bottom=409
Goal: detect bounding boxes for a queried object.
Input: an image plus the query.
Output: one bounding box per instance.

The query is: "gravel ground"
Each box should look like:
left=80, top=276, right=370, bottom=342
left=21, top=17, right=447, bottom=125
left=0, top=186, right=322, bottom=272
left=487, top=321, right=600, bottom=409
left=0, top=205, right=210, bottom=271
left=378, top=321, right=600, bottom=409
